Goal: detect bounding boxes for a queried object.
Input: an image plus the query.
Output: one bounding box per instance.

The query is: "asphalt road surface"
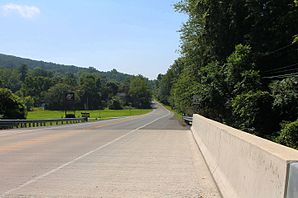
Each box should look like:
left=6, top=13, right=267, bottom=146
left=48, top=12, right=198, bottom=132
left=0, top=103, right=220, bottom=198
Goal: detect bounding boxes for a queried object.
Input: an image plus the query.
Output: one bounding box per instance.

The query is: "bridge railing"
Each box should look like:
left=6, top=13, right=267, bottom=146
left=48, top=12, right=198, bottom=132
left=191, top=114, right=298, bottom=198
left=0, top=118, right=88, bottom=129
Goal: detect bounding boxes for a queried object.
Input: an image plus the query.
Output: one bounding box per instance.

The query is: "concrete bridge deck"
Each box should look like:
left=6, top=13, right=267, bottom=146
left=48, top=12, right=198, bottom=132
left=0, top=104, right=220, bottom=197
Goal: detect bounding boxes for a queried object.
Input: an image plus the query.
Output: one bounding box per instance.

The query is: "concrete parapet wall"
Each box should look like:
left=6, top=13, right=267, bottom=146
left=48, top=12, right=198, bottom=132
left=191, top=114, right=298, bottom=198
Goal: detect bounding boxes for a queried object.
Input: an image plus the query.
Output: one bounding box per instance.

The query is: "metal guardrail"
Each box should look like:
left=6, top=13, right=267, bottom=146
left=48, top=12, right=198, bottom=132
left=183, top=116, right=193, bottom=125
left=0, top=118, right=88, bottom=129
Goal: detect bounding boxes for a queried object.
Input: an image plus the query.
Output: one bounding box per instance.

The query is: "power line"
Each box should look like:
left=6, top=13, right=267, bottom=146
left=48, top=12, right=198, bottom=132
left=262, top=43, right=296, bottom=57
left=263, top=62, right=298, bottom=73
left=263, top=68, right=298, bottom=75
left=262, top=72, right=298, bottom=79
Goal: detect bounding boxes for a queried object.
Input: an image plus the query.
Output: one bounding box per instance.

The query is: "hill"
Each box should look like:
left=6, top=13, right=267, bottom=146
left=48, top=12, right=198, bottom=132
left=0, top=53, right=132, bottom=83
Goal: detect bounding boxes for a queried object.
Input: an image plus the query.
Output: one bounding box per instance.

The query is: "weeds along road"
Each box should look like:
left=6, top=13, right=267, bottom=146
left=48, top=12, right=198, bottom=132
left=0, top=103, right=220, bottom=198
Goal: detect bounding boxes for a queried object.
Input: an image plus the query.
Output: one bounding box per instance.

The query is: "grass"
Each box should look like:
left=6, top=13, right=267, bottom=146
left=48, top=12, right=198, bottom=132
left=27, top=108, right=152, bottom=120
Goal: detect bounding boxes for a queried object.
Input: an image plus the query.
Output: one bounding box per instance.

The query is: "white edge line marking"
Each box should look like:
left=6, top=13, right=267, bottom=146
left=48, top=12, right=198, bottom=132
left=0, top=107, right=170, bottom=197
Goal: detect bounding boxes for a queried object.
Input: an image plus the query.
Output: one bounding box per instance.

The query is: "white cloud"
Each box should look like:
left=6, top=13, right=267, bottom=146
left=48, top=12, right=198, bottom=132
left=1, top=3, right=40, bottom=19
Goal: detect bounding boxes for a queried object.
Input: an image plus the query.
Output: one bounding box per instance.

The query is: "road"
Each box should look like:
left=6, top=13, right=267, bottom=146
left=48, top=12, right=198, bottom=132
left=0, top=103, right=220, bottom=198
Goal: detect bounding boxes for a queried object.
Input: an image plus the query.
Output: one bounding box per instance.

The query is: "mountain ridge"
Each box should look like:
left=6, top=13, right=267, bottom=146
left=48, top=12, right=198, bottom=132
left=0, top=53, right=133, bottom=83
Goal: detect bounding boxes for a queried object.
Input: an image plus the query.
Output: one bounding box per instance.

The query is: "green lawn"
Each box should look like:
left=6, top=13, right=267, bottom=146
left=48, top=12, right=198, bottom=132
left=27, top=108, right=152, bottom=120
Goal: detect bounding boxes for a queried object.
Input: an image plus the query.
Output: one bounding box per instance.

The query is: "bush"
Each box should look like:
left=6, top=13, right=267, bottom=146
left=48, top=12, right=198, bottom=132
left=0, top=88, right=27, bottom=119
left=277, top=120, right=298, bottom=149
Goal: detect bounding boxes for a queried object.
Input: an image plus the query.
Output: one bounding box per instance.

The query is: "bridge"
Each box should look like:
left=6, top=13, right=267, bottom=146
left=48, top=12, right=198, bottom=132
left=0, top=103, right=297, bottom=197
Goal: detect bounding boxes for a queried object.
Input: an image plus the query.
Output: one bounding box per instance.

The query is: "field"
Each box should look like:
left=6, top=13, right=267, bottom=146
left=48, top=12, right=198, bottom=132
left=27, top=108, right=152, bottom=120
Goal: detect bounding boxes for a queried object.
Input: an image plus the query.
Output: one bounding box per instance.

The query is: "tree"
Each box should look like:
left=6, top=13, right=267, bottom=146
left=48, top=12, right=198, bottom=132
left=106, top=81, right=119, bottom=99
left=193, top=61, right=227, bottom=121
left=231, top=91, right=275, bottom=136
left=156, top=59, right=185, bottom=105
left=170, top=68, right=198, bottom=115
left=0, top=68, right=22, bottom=92
left=19, top=64, right=28, bottom=82
left=78, top=73, right=102, bottom=110
left=44, top=83, right=76, bottom=110
left=0, top=88, right=26, bottom=119
left=23, top=68, right=54, bottom=106
left=154, top=0, right=298, bottom=148
left=156, top=73, right=173, bottom=105
left=270, top=77, right=298, bottom=122
left=64, top=73, right=78, bottom=87
left=129, top=76, right=152, bottom=109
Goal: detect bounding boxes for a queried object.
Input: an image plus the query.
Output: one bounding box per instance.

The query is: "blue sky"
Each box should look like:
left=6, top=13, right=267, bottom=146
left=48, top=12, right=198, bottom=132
left=0, top=0, right=186, bottom=79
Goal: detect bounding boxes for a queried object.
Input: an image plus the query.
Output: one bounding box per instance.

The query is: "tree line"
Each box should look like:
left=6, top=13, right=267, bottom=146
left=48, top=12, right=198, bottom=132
left=0, top=65, right=152, bottom=119
left=155, top=0, right=298, bottom=148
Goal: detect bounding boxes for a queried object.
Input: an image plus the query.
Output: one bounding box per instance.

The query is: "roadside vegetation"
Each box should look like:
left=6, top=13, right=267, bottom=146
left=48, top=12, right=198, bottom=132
left=0, top=61, right=153, bottom=120
left=155, top=0, right=298, bottom=149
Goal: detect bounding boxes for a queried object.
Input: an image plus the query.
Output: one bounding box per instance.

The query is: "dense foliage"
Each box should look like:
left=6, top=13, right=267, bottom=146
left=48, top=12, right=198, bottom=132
left=277, top=120, right=298, bottom=149
left=0, top=88, right=26, bottom=119
left=156, top=0, right=298, bottom=148
left=0, top=54, right=132, bottom=83
left=0, top=56, right=153, bottom=119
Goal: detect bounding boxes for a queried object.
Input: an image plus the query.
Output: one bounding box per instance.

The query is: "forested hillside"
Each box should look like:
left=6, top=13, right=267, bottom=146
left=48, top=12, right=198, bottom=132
left=156, top=0, right=298, bottom=148
left=0, top=54, right=152, bottom=119
left=0, top=53, right=132, bottom=83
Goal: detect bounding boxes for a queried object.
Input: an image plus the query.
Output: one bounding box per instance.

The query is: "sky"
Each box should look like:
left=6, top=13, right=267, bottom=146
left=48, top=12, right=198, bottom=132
left=0, top=0, right=187, bottom=79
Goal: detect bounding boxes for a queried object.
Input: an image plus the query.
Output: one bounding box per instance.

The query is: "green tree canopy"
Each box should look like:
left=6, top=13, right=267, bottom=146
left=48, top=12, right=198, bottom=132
left=0, top=88, right=26, bottom=119
left=156, top=0, right=298, bottom=148
left=44, top=83, right=77, bottom=110
left=129, top=76, right=152, bottom=109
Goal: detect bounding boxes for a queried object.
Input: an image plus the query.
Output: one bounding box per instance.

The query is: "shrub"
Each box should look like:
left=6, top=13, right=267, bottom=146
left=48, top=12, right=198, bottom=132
left=277, top=120, right=298, bottom=149
left=0, top=88, right=27, bottom=119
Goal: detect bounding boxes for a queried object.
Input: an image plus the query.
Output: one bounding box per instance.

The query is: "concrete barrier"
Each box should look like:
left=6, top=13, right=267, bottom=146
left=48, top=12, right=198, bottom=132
left=191, top=114, right=298, bottom=198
